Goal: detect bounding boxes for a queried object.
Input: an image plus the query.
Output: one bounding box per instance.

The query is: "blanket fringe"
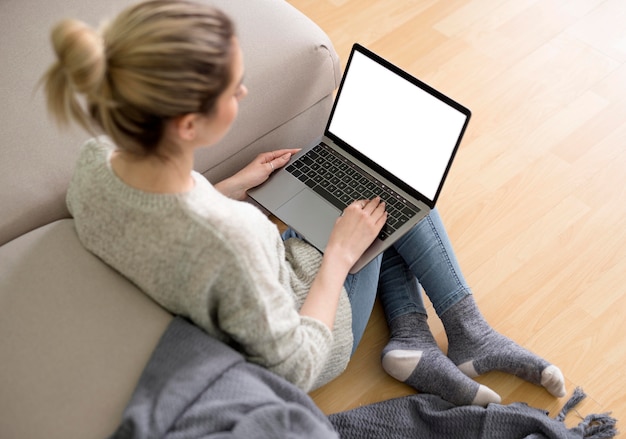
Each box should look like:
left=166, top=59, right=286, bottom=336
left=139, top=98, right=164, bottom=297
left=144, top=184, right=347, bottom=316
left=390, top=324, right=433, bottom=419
left=556, top=387, right=618, bottom=439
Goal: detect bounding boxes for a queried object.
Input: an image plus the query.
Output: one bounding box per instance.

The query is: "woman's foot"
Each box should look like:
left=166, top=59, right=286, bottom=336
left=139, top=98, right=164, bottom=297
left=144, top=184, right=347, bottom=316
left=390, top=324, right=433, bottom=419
left=442, top=296, right=566, bottom=398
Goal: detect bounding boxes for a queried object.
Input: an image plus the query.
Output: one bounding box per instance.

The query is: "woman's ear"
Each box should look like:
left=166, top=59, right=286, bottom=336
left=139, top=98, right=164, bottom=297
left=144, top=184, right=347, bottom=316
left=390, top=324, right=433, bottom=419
left=172, top=113, right=199, bottom=142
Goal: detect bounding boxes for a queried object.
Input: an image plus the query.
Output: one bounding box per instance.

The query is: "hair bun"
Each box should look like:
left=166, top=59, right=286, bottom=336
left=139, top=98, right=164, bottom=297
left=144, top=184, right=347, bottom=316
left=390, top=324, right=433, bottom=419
left=50, top=18, right=105, bottom=96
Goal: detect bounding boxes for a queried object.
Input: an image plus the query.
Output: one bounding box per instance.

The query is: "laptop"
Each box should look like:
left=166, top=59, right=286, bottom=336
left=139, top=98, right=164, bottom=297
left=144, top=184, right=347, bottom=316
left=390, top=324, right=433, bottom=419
left=249, top=43, right=471, bottom=273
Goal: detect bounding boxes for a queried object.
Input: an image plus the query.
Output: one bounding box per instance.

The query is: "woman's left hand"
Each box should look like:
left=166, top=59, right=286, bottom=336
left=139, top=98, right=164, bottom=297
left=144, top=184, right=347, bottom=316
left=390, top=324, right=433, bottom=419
left=215, top=148, right=300, bottom=200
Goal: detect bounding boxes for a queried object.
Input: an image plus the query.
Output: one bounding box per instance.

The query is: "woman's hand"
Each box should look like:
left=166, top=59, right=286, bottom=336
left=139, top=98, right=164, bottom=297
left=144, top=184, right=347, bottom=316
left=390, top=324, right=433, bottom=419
left=326, top=197, right=387, bottom=270
left=299, top=197, right=386, bottom=330
left=215, top=148, right=300, bottom=200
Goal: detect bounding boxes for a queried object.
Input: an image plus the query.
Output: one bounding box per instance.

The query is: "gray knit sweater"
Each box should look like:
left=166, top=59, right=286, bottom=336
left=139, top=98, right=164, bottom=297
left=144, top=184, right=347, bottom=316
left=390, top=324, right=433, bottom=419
left=66, top=137, right=353, bottom=391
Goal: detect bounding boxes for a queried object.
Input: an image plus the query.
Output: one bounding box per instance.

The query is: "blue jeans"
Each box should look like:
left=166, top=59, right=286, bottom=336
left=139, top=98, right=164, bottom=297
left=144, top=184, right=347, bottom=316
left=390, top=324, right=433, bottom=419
left=283, top=208, right=472, bottom=354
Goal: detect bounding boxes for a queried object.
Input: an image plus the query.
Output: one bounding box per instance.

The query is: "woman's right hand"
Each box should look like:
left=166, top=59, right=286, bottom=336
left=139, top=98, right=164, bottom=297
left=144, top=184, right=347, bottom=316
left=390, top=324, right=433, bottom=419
left=299, top=197, right=386, bottom=330
left=325, top=197, right=388, bottom=269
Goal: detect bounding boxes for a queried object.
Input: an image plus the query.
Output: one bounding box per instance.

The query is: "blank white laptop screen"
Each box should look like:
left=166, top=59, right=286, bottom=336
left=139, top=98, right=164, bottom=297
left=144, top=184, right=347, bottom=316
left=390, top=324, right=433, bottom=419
left=327, top=50, right=467, bottom=202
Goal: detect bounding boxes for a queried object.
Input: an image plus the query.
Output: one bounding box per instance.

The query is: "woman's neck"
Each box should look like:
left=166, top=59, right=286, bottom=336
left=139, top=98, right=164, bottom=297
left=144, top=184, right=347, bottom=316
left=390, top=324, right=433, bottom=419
left=110, top=148, right=196, bottom=194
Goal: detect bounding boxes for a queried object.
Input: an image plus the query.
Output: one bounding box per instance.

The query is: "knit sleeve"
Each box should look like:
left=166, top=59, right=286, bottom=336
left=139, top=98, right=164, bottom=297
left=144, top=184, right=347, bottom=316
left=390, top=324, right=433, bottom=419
left=207, top=234, right=336, bottom=392
left=66, top=138, right=350, bottom=392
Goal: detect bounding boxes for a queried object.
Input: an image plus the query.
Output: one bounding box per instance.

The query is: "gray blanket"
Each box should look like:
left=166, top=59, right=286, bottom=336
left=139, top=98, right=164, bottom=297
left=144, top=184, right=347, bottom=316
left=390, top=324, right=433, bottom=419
left=329, top=389, right=616, bottom=439
left=109, top=317, right=617, bottom=438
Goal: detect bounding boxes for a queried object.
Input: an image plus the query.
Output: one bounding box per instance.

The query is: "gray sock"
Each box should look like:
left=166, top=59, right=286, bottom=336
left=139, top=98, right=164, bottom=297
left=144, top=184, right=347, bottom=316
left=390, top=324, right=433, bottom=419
left=381, top=312, right=500, bottom=406
left=442, top=296, right=566, bottom=397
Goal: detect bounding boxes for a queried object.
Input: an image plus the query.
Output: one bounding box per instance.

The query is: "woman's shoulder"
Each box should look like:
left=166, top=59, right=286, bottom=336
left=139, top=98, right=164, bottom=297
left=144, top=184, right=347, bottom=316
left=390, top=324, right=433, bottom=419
left=80, top=135, right=114, bottom=156
left=71, top=136, right=114, bottom=173
left=67, top=137, right=113, bottom=206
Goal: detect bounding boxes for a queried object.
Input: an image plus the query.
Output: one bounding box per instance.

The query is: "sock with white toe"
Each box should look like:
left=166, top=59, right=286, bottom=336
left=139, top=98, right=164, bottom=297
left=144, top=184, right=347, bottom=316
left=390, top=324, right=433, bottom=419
left=441, top=295, right=567, bottom=398
left=381, top=312, right=501, bottom=406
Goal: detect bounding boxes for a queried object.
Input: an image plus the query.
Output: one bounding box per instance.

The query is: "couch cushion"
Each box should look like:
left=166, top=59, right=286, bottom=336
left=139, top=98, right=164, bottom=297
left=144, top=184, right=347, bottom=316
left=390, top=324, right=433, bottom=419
left=0, top=220, right=172, bottom=439
left=0, top=0, right=340, bottom=246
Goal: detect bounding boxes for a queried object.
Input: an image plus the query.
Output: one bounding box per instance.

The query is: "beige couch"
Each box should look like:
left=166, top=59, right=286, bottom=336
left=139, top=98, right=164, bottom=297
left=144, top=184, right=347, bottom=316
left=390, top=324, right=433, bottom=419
left=0, top=0, right=340, bottom=437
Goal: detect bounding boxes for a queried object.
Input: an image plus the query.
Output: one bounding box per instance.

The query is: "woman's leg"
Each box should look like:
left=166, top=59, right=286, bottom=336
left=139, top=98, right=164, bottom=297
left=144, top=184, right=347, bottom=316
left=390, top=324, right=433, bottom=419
left=391, top=208, right=566, bottom=397
left=388, top=208, right=471, bottom=317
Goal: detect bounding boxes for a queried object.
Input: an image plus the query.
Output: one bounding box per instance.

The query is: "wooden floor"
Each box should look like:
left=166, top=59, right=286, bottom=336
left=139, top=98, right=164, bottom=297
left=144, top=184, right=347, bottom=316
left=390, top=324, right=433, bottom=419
left=286, top=0, right=626, bottom=430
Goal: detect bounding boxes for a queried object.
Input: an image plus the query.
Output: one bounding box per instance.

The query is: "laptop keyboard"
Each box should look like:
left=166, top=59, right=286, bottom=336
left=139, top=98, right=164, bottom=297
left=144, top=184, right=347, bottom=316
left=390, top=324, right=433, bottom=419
left=285, top=142, right=420, bottom=240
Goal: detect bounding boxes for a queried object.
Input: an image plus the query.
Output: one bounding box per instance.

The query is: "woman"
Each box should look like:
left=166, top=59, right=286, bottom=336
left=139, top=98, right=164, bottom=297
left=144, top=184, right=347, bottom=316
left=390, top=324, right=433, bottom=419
left=43, top=0, right=565, bottom=406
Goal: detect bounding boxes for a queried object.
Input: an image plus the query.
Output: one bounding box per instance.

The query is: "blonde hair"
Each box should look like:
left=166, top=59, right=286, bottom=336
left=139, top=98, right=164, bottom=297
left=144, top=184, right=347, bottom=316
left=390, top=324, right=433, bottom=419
left=42, top=0, right=235, bottom=154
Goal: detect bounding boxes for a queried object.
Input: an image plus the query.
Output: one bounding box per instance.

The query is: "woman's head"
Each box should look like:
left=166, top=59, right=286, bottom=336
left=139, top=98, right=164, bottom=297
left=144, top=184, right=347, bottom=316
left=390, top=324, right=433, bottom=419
left=43, top=0, right=236, bottom=155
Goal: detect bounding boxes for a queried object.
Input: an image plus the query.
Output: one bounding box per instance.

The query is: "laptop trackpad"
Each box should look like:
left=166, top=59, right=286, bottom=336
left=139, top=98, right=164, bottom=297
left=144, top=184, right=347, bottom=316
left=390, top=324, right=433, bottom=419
left=276, top=190, right=340, bottom=251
